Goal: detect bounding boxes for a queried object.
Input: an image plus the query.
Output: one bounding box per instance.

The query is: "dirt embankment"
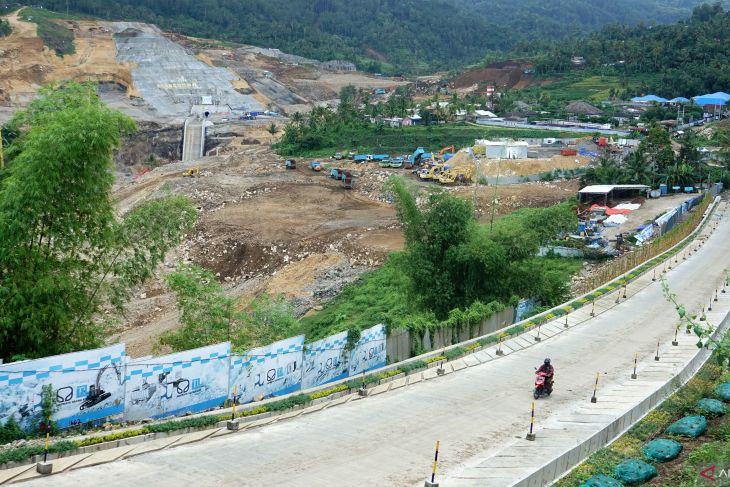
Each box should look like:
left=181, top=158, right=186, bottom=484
left=0, top=12, right=133, bottom=110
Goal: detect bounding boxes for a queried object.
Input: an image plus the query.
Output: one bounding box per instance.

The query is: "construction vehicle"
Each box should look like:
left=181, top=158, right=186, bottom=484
left=332, top=152, right=344, bottom=160
left=373, top=154, right=389, bottom=162
left=330, top=168, right=344, bottom=179
left=310, top=161, right=322, bottom=171
left=418, top=163, right=445, bottom=180
left=347, top=151, right=357, bottom=159
left=285, top=159, right=297, bottom=169
left=436, top=146, right=455, bottom=160
left=389, top=156, right=404, bottom=168
left=353, top=154, right=369, bottom=163
left=181, top=167, right=200, bottom=177
left=342, top=170, right=354, bottom=189
left=438, top=164, right=475, bottom=184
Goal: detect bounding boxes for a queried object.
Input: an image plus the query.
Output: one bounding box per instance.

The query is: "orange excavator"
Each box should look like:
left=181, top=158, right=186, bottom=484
left=437, top=146, right=455, bottom=158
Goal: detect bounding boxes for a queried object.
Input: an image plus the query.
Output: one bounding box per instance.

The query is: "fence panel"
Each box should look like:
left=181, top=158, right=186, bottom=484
left=349, top=325, right=387, bottom=375
left=229, top=336, right=304, bottom=405
left=0, top=344, right=126, bottom=430
left=124, top=343, right=230, bottom=421
left=302, top=331, right=350, bottom=390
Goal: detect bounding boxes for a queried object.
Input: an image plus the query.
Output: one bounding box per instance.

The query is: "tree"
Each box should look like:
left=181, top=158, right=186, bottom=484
left=0, top=83, right=197, bottom=360
left=267, top=122, right=279, bottom=141
left=159, top=264, right=297, bottom=352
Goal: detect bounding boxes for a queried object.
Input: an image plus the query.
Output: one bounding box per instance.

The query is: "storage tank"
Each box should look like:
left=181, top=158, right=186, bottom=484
left=659, top=184, right=668, bottom=195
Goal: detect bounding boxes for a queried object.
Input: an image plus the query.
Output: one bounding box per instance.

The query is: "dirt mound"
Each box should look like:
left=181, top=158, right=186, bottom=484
left=451, top=61, right=532, bottom=90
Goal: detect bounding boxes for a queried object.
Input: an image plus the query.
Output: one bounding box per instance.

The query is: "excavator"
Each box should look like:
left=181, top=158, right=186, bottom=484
left=181, top=167, right=200, bottom=177
left=436, top=146, right=455, bottom=161
left=438, top=164, right=475, bottom=184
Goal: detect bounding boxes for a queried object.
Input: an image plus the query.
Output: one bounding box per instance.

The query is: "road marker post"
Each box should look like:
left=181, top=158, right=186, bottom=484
left=622, top=280, right=628, bottom=299
left=590, top=373, right=599, bottom=403
left=424, top=440, right=440, bottom=487
left=227, top=386, right=240, bottom=430
left=526, top=402, right=536, bottom=441
left=708, top=296, right=713, bottom=312
left=590, top=300, right=596, bottom=317
left=663, top=262, right=667, bottom=274
left=672, top=328, right=679, bottom=346
left=714, top=289, right=719, bottom=302
left=564, top=312, right=569, bottom=329
left=655, top=340, right=661, bottom=361
left=700, top=307, right=706, bottom=321
left=36, top=424, right=52, bottom=474
left=437, top=360, right=446, bottom=376
left=534, top=324, right=542, bottom=342
left=631, top=354, right=638, bottom=379
left=359, top=371, right=369, bottom=396
left=652, top=269, right=656, bottom=282
left=496, top=335, right=504, bottom=356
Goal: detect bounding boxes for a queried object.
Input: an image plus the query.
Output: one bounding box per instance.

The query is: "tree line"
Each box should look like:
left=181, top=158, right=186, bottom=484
left=6, top=0, right=719, bottom=74
left=521, top=3, right=730, bottom=96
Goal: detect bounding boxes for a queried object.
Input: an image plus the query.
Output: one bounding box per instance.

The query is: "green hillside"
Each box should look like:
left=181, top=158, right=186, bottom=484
left=5, top=0, right=727, bottom=74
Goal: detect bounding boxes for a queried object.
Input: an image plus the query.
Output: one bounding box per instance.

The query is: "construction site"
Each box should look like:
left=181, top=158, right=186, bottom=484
left=0, top=10, right=694, bottom=360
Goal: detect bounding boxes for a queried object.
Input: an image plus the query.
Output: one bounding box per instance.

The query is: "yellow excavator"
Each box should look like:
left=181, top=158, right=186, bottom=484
left=438, top=164, right=475, bottom=184
left=181, top=167, right=200, bottom=177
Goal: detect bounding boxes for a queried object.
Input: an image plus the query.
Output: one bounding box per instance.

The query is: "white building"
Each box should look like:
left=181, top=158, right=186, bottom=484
left=475, top=139, right=529, bottom=159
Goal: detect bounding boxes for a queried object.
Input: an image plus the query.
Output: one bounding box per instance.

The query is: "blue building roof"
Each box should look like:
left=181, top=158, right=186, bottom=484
left=707, top=92, right=730, bottom=100
left=631, top=95, right=669, bottom=103
left=693, top=96, right=727, bottom=106
left=669, top=97, right=690, bottom=103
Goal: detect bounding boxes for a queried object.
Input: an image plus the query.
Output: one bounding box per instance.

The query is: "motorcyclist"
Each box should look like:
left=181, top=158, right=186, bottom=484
left=537, top=358, right=554, bottom=390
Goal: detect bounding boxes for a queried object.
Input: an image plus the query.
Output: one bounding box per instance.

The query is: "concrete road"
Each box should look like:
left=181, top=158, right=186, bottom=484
left=182, top=119, right=203, bottom=162
left=24, top=205, right=729, bottom=487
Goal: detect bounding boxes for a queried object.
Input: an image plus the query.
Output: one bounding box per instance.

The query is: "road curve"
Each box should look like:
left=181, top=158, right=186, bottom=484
left=22, top=203, right=729, bottom=487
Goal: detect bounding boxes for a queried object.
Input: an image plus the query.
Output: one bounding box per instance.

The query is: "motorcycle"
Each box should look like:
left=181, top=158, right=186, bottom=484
left=533, top=370, right=553, bottom=400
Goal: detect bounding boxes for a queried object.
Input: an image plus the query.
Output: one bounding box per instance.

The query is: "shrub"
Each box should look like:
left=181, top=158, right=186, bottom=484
left=400, top=360, right=427, bottom=374
left=75, top=428, right=150, bottom=447
left=146, top=416, right=220, bottom=434
left=309, top=384, right=348, bottom=400
left=444, top=347, right=465, bottom=360
left=0, top=417, right=26, bottom=445
left=425, top=355, right=446, bottom=364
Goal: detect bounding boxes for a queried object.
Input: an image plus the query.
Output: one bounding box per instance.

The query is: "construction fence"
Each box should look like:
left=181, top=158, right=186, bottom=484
left=0, top=325, right=386, bottom=430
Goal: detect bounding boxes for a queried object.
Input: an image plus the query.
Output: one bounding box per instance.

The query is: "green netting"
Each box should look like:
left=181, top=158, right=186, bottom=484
left=665, top=415, right=707, bottom=438
left=580, top=473, right=623, bottom=487
left=697, top=398, right=727, bottom=416
left=716, top=382, right=730, bottom=401
left=614, top=459, right=657, bottom=484
left=642, top=438, right=683, bottom=462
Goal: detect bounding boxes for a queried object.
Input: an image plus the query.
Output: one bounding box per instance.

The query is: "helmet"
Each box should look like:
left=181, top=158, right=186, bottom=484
left=544, top=358, right=551, bottom=365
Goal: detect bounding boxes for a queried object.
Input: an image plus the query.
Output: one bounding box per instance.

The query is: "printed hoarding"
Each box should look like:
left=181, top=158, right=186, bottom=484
left=302, top=331, right=350, bottom=390
left=124, top=343, right=230, bottom=421
left=229, top=336, right=304, bottom=404
left=0, top=345, right=126, bottom=430
left=349, top=324, right=387, bottom=376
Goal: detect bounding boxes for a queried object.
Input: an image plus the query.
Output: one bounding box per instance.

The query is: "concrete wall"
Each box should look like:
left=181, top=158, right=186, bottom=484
left=386, top=306, right=515, bottom=362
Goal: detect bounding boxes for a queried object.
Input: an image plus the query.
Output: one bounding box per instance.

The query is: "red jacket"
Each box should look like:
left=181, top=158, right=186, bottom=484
left=537, top=364, right=554, bottom=377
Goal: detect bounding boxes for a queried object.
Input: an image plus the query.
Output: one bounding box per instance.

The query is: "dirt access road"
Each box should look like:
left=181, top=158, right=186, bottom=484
left=27, top=202, right=730, bottom=487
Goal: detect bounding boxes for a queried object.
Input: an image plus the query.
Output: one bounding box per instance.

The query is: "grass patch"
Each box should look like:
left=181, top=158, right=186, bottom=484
left=20, top=8, right=75, bottom=56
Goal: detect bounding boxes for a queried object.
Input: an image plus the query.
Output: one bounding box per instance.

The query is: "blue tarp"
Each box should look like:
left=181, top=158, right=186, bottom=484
left=632, top=95, right=668, bottom=103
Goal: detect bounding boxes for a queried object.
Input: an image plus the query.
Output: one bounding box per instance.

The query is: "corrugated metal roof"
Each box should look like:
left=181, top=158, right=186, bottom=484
left=579, top=184, right=649, bottom=194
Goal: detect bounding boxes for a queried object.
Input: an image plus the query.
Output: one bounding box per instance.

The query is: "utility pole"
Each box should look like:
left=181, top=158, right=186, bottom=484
left=489, top=157, right=500, bottom=231
left=0, top=131, right=4, bottom=171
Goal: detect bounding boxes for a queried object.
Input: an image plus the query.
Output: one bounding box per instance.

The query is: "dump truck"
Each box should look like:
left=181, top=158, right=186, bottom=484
left=342, top=170, right=354, bottom=189
left=285, top=159, right=296, bottom=169
left=330, top=168, right=344, bottom=179
left=389, top=156, right=404, bottom=168
left=310, top=161, right=322, bottom=171
left=332, top=152, right=344, bottom=160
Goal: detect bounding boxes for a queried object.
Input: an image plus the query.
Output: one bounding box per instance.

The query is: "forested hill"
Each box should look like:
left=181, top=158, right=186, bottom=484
left=521, top=3, right=730, bottom=96
left=8, top=0, right=728, bottom=74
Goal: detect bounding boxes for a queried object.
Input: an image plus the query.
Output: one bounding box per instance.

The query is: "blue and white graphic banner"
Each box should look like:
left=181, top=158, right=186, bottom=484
left=349, top=324, right=387, bottom=376
left=0, top=344, right=126, bottom=430
left=302, top=331, right=349, bottom=389
left=124, top=343, right=230, bottom=421
left=229, top=336, right=304, bottom=404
